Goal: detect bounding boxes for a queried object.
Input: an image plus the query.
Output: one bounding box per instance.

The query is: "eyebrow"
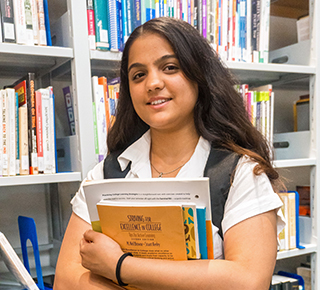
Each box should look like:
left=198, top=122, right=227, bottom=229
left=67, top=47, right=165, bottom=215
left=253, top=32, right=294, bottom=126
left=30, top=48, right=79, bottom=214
left=128, top=54, right=178, bottom=73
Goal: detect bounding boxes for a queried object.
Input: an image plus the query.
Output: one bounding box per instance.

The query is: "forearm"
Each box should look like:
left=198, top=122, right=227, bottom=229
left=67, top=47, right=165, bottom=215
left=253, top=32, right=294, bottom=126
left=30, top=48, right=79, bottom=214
left=54, top=262, right=124, bottom=290
left=121, top=257, right=270, bottom=290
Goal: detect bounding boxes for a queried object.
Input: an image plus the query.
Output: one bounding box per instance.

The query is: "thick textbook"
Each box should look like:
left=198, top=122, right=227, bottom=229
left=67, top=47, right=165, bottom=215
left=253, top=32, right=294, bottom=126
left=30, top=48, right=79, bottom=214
left=0, top=232, right=39, bottom=290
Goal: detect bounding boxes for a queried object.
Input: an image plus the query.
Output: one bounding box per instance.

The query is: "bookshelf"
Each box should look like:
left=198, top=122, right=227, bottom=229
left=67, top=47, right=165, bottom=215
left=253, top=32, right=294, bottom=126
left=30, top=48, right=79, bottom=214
left=0, top=0, right=319, bottom=289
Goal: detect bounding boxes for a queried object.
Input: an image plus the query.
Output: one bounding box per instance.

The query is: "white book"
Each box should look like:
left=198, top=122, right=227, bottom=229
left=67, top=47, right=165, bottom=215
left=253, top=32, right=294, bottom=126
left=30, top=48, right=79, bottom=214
left=47, top=86, right=56, bottom=174
left=0, top=232, right=39, bottom=290
left=24, top=0, right=35, bottom=45
left=278, top=193, right=289, bottom=251
left=1, top=90, right=8, bottom=176
left=31, top=0, right=39, bottom=44
left=7, top=88, right=16, bottom=176
left=13, top=0, right=27, bottom=44
left=262, top=0, right=270, bottom=63
left=92, top=76, right=107, bottom=163
left=39, top=88, right=52, bottom=174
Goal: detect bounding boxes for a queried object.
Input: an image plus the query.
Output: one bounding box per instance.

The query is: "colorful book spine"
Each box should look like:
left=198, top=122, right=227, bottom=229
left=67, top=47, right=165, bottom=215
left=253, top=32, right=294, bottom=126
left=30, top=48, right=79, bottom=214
left=121, top=0, right=129, bottom=45
left=206, top=220, right=214, bottom=259
left=109, top=0, right=119, bottom=51
left=140, top=0, right=146, bottom=24
left=47, top=86, right=56, bottom=174
left=26, top=73, right=38, bottom=175
left=239, top=0, right=246, bottom=61
left=43, top=0, right=51, bottom=46
left=98, top=77, right=111, bottom=132
left=0, top=91, right=3, bottom=176
left=126, top=0, right=133, bottom=34
left=193, top=0, right=198, bottom=29
left=146, top=0, right=155, bottom=21
left=36, top=90, right=44, bottom=173
left=183, top=204, right=200, bottom=259
left=15, top=92, right=19, bottom=175
left=196, top=207, right=208, bottom=259
left=246, top=0, right=252, bottom=62
left=0, top=0, right=16, bottom=43
left=87, top=0, right=96, bottom=50
left=116, top=0, right=123, bottom=51
left=37, top=0, right=47, bottom=45
left=202, top=0, right=206, bottom=38
left=94, top=0, right=110, bottom=50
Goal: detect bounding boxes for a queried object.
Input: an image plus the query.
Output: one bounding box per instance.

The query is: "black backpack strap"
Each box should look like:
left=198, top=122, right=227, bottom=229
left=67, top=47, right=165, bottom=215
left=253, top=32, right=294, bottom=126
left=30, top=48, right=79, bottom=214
left=103, top=149, right=131, bottom=178
left=204, top=147, right=240, bottom=240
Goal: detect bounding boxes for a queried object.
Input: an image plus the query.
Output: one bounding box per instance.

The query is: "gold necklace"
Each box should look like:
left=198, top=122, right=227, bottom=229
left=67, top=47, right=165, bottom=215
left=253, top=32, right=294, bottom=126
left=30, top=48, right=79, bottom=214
left=151, top=162, right=186, bottom=178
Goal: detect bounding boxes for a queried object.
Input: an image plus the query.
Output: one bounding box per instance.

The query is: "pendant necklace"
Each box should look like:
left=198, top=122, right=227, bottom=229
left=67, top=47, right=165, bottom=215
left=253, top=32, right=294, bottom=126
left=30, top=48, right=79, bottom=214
left=151, top=162, right=186, bottom=178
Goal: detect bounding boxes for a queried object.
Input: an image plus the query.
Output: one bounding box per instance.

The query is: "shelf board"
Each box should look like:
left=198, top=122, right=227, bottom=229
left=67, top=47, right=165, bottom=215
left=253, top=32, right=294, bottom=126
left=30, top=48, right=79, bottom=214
left=273, top=158, right=316, bottom=168
left=0, top=172, right=82, bottom=187
left=90, top=50, right=122, bottom=61
left=0, top=43, right=73, bottom=77
left=226, top=62, right=315, bottom=88
left=277, top=243, right=317, bottom=260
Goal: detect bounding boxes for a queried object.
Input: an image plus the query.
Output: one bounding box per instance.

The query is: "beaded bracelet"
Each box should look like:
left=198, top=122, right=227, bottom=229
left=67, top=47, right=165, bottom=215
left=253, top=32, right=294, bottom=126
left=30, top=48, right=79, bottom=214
left=116, top=252, right=133, bottom=286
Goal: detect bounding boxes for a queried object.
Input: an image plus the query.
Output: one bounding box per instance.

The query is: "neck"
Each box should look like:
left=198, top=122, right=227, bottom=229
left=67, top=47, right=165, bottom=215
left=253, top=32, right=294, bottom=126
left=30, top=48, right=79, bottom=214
left=150, top=126, right=200, bottom=177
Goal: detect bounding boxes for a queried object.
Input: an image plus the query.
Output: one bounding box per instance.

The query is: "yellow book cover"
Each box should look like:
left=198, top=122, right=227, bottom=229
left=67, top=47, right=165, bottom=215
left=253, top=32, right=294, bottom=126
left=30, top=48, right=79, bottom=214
left=279, top=193, right=290, bottom=251
left=97, top=201, right=188, bottom=261
left=287, top=192, right=296, bottom=249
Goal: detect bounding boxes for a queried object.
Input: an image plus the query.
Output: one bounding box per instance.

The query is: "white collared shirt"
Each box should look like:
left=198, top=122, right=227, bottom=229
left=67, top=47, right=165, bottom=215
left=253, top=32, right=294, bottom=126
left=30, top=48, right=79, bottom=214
left=71, top=130, right=284, bottom=259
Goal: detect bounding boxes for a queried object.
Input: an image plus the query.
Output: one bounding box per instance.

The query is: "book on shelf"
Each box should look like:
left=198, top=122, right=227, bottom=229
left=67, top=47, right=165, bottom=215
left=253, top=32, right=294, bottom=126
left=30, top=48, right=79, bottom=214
left=86, top=0, right=96, bottom=50
left=0, top=232, right=39, bottom=290
left=0, top=0, right=16, bottom=43
left=93, top=0, right=110, bottom=50
left=98, top=76, right=111, bottom=132
left=37, top=0, right=47, bottom=45
left=7, top=88, right=16, bottom=176
left=0, top=90, right=3, bottom=176
left=42, top=0, right=51, bottom=45
left=82, top=178, right=214, bottom=260
left=62, top=86, right=76, bottom=136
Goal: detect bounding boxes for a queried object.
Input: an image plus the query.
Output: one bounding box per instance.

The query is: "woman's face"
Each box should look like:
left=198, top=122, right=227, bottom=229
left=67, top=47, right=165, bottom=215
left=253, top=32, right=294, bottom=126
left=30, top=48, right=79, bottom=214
left=127, top=33, right=198, bottom=133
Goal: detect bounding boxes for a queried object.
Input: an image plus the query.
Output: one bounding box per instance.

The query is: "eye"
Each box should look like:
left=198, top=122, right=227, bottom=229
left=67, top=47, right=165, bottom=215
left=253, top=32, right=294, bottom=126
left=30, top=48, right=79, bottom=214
left=132, top=72, right=145, bottom=80
left=164, top=64, right=179, bottom=72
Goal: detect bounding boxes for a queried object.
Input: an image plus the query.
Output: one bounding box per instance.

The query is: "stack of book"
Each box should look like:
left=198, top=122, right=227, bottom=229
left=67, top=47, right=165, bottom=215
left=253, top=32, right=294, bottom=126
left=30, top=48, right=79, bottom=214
left=83, top=178, right=215, bottom=261
left=237, top=83, right=274, bottom=144
left=0, top=73, right=57, bottom=177
left=91, top=76, right=120, bottom=163
left=87, top=0, right=271, bottom=63
left=0, top=0, right=51, bottom=46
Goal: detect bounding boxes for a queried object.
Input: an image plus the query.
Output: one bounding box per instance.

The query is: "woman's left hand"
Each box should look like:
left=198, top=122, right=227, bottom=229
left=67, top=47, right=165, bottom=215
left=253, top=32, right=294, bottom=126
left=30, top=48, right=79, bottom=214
left=80, top=229, right=124, bottom=281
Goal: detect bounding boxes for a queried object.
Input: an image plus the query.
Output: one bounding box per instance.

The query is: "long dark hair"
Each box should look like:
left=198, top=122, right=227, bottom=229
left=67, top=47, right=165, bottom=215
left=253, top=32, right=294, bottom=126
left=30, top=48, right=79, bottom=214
left=107, top=17, right=280, bottom=187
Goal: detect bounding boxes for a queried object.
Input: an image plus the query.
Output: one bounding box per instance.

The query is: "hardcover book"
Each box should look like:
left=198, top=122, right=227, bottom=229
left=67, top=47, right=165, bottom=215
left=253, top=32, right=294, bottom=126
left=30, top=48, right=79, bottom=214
left=0, top=0, right=16, bottom=43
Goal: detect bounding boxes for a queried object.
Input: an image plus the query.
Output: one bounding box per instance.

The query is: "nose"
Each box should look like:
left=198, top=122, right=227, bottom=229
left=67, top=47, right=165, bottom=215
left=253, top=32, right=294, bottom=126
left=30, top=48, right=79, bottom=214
left=146, top=70, right=164, bottom=92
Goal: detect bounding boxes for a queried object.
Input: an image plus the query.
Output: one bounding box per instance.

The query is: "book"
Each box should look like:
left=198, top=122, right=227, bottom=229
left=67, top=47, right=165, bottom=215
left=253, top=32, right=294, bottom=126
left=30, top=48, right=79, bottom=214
left=87, top=0, right=96, bottom=50
left=109, top=0, right=120, bottom=51
left=82, top=178, right=213, bottom=250
left=62, top=86, right=76, bottom=136
left=37, top=0, right=47, bottom=45
left=12, top=0, right=27, bottom=45
left=30, top=0, right=39, bottom=44
left=0, top=0, right=16, bottom=43
left=35, top=90, right=43, bottom=173
left=97, top=201, right=188, bottom=260
left=47, top=86, right=56, bottom=173
left=0, top=232, right=39, bottom=290
left=196, top=206, right=208, bottom=259
left=0, top=90, right=3, bottom=176
left=98, top=76, right=111, bottom=132
left=15, top=91, right=19, bottom=175
left=7, top=88, right=16, bottom=176
left=93, top=0, right=110, bottom=50
left=1, top=90, right=9, bottom=176
left=42, top=0, right=51, bottom=46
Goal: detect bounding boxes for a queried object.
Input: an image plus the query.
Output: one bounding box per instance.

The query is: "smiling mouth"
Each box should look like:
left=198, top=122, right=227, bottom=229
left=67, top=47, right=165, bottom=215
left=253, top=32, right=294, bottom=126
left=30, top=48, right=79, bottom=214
left=148, top=98, right=172, bottom=105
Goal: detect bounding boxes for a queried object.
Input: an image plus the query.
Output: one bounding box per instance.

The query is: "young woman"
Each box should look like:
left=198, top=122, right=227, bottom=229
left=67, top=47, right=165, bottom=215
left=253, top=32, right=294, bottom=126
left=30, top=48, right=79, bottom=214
left=54, top=17, right=284, bottom=290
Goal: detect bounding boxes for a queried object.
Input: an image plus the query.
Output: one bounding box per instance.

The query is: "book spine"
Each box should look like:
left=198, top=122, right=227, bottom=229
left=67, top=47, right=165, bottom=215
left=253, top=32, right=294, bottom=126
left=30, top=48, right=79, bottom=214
left=140, top=0, right=146, bottom=23
left=7, top=88, right=16, bottom=176
left=63, top=86, right=76, bottom=135
left=183, top=206, right=198, bottom=259
left=27, top=73, right=38, bottom=174
left=288, top=192, right=296, bottom=249
left=196, top=207, right=208, bottom=259
left=94, top=0, right=110, bottom=50
left=0, top=0, right=16, bottom=43
left=198, top=0, right=202, bottom=34
left=35, top=90, right=43, bottom=173
left=262, top=0, right=270, bottom=64
left=87, top=0, right=96, bottom=50
left=206, top=220, right=214, bottom=259
left=37, top=0, right=47, bottom=45
left=193, top=0, right=198, bottom=29
left=239, top=0, right=246, bottom=62
left=217, top=0, right=221, bottom=52
left=246, top=0, right=251, bottom=62
left=279, top=193, right=289, bottom=251
left=116, top=0, right=123, bottom=51
left=109, top=0, right=119, bottom=51
left=40, top=88, right=52, bottom=174
left=221, top=0, right=228, bottom=61
left=121, top=0, right=129, bottom=44
left=1, top=90, right=8, bottom=176
left=31, top=0, right=38, bottom=44
left=48, top=86, right=56, bottom=174
left=24, top=0, right=34, bottom=45
left=227, top=0, right=233, bottom=59
left=13, top=0, right=27, bottom=44
left=42, top=0, right=51, bottom=45
left=98, top=77, right=111, bottom=132
left=15, top=92, right=20, bottom=175
left=0, top=92, right=2, bottom=176
left=202, top=0, right=206, bottom=38
left=251, top=0, right=257, bottom=61
left=19, top=105, right=29, bottom=175
left=126, top=0, right=133, bottom=34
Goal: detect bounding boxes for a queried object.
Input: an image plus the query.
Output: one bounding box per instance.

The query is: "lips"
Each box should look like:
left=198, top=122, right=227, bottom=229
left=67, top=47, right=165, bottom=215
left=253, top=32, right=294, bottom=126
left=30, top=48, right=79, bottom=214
left=147, top=98, right=172, bottom=105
